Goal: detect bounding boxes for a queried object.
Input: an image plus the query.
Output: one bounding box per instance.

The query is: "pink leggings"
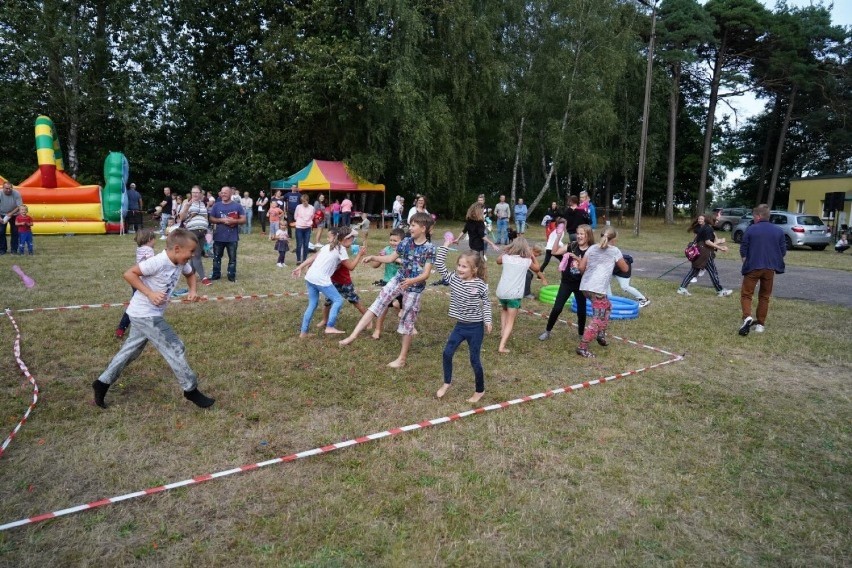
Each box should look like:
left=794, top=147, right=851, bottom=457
left=579, top=294, right=611, bottom=349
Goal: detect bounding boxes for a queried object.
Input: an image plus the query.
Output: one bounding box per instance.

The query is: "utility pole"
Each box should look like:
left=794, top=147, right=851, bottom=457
left=633, top=0, right=658, bottom=237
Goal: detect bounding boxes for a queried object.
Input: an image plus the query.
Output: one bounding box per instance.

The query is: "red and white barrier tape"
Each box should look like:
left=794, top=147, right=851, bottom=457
left=2, top=288, right=684, bottom=531
left=1, top=309, right=39, bottom=459
left=0, top=348, right=682, bottom=532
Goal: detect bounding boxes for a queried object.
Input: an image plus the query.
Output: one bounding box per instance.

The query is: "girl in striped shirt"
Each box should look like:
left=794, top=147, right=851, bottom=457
left=434, top=234, right=492, bottom=403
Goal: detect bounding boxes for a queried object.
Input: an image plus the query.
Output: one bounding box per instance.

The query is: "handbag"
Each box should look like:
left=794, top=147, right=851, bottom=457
left=684, top=240, right=701, bottom=261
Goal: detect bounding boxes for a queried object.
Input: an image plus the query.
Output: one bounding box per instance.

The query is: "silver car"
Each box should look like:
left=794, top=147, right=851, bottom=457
left=732, top=211, right=831, bottom=250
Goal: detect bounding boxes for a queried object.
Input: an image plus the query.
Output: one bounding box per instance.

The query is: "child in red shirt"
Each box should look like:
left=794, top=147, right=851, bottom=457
left=15, top=205, right=34, bottom=255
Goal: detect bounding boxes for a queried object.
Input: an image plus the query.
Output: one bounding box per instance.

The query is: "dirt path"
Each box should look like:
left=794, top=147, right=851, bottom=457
left=624, top=250, right=852, bottom=308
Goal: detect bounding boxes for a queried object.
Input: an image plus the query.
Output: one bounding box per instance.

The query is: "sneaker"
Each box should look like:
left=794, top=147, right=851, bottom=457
left=698, top=269, right=706, bottom=278
left=717, top=289, right=732, bottom=297
left=576, top=347, right=596, bottom=358
left=638, top=298, right=651, bottom=308
left=690, top=277, right=698, bottom=283
left=92, top=380, right=110, bottom=409
left=524, top=294, right=536, bottom=300
left=276, top=263, right=283, bottom=268
left=201, top=277, right=211, bottom=286
left=160, top=235, right=167, bottom=240
left=183, top=388, right=215, bottom=408
left=753, top=324, right=765, bottom=333
left=227, top=276, right=236, bottom=282
left=115, top=328, right=125, bottom=339
left=738, top=316, right=753, bottom=336
left=538, top=331, right=551, bottom=341
left=596, top=332, right=608, bottom=347
left=677, top=287, right=691, bottom=296
left=280, top=262, right=287, bottom=267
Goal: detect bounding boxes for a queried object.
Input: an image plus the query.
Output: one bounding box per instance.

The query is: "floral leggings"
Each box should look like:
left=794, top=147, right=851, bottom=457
left=579, top=293, right=611, bottom=349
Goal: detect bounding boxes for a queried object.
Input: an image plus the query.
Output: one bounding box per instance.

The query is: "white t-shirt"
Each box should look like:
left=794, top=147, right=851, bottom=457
left=496, top=255, right=532, bottom=300
left=305, top=244, right=349, bottom=287
left=545, top=230, right=564, bottom=252
left=580, top=244, right=623, bottom=295
left=408, top=207, right=430, bottom=223
left=127, top=250, right=193, bottom=318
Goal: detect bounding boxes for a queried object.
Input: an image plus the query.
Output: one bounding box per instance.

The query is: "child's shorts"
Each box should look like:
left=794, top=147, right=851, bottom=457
left=325, top=283, right=360, bottom=305
left=499, top=298, right=522, bottom=309
left=369, top=277, right=422, bottom=335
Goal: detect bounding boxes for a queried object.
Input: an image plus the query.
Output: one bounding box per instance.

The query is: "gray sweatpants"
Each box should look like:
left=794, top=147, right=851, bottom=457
left=96, top=316, right=198, bottom=391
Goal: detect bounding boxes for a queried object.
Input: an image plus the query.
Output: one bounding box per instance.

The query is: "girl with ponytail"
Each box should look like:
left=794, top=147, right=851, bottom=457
left=292, top=226, right=352, bottom=337
left=575, top=227, right=629, bottom=358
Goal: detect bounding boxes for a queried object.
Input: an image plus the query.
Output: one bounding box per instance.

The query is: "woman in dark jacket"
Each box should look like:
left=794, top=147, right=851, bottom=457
left=677, top=214, right=732, bottom=297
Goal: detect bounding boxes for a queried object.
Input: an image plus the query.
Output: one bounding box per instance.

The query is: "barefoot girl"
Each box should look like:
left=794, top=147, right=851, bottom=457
left=292, top=226, right=352, bottom=336
left=495, top=236, right=543, bottom=353
left=339, top=213, right=435, bottom=368
left=576, top=226, right=629, bottom=358
left=434, top=233, right=492, bottom=403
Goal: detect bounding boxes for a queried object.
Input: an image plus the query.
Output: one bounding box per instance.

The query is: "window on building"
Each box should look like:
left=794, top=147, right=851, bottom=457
left=796, top=200, right=805, bottom=214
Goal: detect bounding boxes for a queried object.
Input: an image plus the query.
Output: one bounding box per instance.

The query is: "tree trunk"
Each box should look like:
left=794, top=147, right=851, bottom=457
left=604, top=173, right=611, bottom=225
left=510, top=116, right=525, bottom=206
left=766, top=86, right=796, bottom=211
left=697, top=36, right=727, bottom=214
left=665, top=62, right=680, bottom=225
left=527, top=106, right=571, bottom=216
left=755, top=94, right=780, bottom=205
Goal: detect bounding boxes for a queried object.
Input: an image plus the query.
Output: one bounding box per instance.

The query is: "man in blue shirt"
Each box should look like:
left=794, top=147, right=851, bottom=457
left=738, top=204, right=786, bottom=336
left=513, top=198, right=528, bottom=235
left=283, top=185, right=301, bottom=237
left=209, top=186, right=246, bottom=282
left=125, top=182, right=143, bottom=234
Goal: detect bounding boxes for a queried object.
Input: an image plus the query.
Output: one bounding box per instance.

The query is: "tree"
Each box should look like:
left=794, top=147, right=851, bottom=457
left=695, top=0, right=768, bottom=214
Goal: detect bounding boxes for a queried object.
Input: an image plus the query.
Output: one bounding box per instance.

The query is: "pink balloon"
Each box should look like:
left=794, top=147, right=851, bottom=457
left=443, top=231, right=454, bottom=242
left=11, top=265, right=35, bottom=288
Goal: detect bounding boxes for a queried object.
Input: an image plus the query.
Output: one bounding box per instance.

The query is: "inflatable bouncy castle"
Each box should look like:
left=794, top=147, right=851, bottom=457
left=10, top=116, right=125, bottom=234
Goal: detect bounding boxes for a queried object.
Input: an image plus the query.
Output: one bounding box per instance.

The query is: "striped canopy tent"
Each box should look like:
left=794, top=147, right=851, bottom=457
left=270, top=160, right=384, bottom=192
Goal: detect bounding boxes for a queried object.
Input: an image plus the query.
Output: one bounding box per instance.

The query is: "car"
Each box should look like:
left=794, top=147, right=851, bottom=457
left=731, top=210, right=831, bottom=250
left=713, top=207, right=749, bottom=231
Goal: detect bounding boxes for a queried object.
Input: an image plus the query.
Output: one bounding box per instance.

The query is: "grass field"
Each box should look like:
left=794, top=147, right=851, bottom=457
left=0, top=219, right=849, bottom=566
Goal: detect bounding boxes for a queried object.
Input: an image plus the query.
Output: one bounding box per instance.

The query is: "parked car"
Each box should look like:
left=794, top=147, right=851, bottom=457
left=732, top=211, right=831, bottom=250
left=713, top=207, right=749, bottom=231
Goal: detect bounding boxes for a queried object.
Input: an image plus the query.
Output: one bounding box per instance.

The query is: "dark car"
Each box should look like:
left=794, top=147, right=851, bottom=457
left=713, top=207, right=749, bottom=231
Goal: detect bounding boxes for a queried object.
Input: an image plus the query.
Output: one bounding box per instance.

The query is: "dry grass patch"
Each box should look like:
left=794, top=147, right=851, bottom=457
left=0, top=228, right=849, bottom=566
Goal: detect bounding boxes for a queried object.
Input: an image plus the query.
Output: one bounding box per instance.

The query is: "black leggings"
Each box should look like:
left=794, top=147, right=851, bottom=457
left=545, top=277, right=586, bottom=336
left=680, top=257, right=723, bottom=291
left=539, top=250, right=563, bottom=272
left=258, top=210, right=267, bottom=233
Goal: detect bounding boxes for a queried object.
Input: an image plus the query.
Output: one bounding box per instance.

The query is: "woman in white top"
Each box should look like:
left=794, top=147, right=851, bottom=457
left=392, top=196, right=405, bottom=229
left=178, top=185, right=210, bottom=284
left=407, top=195, right=429, bottom=224
left=256, top=190, right=269, bottom=234
left=240, top=192, right=254, bottom=234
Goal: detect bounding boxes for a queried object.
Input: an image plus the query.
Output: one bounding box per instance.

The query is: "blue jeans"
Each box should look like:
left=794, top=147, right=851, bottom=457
left=212, top=241, right=238, bottom=280
left=516, top=219, right=527, bottom=234
left=442, top=321, right=485, bottom=393
left=295, top=227, right=312, bottom=262
left=241, top=210, right=253, bottom=234
left=342, top=212, right=351, bottom=227
left=497, top=218, right=509, bottom=244
left=17, top=232, right=33, bottom=254
left=302, top=281, right=343, bottom=332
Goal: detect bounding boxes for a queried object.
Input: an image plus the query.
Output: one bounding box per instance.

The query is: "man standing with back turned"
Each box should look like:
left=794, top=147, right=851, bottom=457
left=738, top=204, right=786, bottom=336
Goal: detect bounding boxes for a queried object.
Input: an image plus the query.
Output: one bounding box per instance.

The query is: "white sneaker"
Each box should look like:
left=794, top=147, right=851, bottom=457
left=638, top=298, right=651, bottom=308
left=698, top=269, right=706, bottom=278
left=738, top=316, right=753, bottom=336
left=276, top=263, right=283, bottom=268
left=753, top=324, right=765, bottom=333
left=717, top=289, right=733, bottom=297
left=677, top=287, right=691, bottom=296
left=690, top=277, right=698, bottom=283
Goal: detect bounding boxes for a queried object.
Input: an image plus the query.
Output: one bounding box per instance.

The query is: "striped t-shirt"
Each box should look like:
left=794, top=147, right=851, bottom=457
left=435, top=246, right=492, bottom=325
